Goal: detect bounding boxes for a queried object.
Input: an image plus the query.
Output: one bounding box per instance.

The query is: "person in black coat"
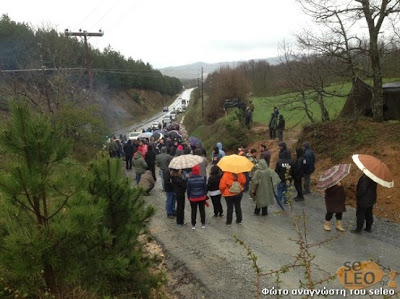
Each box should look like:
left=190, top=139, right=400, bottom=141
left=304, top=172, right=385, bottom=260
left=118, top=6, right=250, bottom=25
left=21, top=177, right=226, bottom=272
left=145, top=145, right=157, bottom=181
left=351, top=174, right=377, bottom=234
left=292, top=148, right=305, bottom=201
left=171, top=169, right=187, bottom=226
left=123, top=140, right=134, bottom=170
left=207, top=165, right=223, bottom=217
left=276, top=115, right=285, bottom=142
left=275, top=148, right=294, bottom=205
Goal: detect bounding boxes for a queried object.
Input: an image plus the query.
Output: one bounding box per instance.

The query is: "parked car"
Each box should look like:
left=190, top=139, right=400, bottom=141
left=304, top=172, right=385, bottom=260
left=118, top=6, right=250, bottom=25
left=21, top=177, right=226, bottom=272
left=177, top=106, right=183, bottom=113
left=151, top=122, right=159, bottom=130
left=163, top=106, right=169, bottom=112
left=181, top=103, right=186, bottom=110
left=128, top=131, right=141, bottom=140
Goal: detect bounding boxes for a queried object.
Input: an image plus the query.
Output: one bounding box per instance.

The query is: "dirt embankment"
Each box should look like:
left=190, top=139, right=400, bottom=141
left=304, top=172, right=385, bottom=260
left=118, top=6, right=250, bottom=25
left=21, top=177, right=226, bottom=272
left=246, top=121, right=400, bottom=223
left=298, top=120, right=400, bottom=223
left=97, top=89, right=174, bottom=132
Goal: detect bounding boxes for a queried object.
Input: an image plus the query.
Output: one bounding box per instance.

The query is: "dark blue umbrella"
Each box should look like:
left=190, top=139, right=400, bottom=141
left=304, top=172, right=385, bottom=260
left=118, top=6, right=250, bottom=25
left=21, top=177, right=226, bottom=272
left=189, top=136, right=201, bottom=147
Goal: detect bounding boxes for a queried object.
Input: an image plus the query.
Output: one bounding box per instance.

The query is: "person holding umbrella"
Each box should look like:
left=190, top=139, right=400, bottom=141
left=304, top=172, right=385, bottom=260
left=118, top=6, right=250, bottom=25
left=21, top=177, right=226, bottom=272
left=351, top=154, right=394, bottom=234
left=317, top=164, right=351, bottom=232
left=217, top=155, right=253, bottom=226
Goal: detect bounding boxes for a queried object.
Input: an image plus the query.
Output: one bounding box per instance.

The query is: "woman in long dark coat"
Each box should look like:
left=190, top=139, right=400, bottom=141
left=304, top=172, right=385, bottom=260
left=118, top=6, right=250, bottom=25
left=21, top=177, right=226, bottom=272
left=324, top=181, right=346, bottom=232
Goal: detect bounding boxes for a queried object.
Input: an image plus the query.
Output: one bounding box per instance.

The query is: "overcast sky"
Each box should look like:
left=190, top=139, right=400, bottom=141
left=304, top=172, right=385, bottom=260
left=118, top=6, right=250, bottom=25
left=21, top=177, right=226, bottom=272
left=2, top=0, right=312, bottom=69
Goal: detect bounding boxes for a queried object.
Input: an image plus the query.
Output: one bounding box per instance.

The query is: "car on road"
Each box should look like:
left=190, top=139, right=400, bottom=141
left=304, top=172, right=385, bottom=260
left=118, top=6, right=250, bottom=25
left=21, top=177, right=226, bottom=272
left=163, top=115, right=171, bottom=124
left=163, top=106, right=169, bottom=112
left=170, top=111, right=178, bottom=121
left=151, top=122, right=160, bottom=130
left=181, top=103, right=186, bottom=110
left=177, top=106, right=183, bottom=113
left=128, top=131, right=141, bottom=140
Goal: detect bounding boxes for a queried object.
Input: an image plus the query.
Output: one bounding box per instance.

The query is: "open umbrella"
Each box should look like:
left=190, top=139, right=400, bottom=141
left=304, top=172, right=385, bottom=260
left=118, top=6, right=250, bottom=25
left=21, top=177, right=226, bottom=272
left=217, top=154, right=254, bottom=174
left=169, top=154, right=204, bottom=169
left=189, top=137, right=201, bottom=147
left=352, top=154, right=394, bottom=188
left=151, top=132, right=163, bottom=141
left=316, top=164, right=351, bottom=190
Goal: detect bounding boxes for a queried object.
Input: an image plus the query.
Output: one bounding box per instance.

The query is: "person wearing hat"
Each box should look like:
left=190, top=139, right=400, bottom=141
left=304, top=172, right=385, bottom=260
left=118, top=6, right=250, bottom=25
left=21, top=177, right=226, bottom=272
left=187, top=165, right=207, bottom=229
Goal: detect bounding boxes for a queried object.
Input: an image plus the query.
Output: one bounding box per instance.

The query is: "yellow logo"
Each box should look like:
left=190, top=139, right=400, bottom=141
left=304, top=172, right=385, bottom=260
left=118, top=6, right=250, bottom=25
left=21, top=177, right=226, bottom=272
left=337, top=261, right=397, bottom=290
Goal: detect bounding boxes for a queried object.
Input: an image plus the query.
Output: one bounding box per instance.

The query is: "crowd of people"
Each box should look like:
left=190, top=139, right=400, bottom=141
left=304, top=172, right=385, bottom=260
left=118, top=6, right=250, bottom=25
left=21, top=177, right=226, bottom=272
left=107, top=109, right=378, bottom=234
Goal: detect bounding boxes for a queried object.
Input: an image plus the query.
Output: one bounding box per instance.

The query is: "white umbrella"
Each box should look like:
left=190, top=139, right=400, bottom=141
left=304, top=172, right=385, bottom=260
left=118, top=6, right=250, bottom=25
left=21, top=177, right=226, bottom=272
left=169, top=155, right=203, bottom=169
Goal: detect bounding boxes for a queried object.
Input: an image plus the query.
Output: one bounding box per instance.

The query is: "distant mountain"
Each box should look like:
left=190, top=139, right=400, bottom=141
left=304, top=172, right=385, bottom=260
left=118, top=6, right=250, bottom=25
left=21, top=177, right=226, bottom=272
left=159, top=57, right=281, bottom=79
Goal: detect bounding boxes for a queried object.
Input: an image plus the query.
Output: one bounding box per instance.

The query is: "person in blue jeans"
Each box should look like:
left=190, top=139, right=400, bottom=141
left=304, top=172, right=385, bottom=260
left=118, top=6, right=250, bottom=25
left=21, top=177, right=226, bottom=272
left=275, top=143, right=294, bottom=205
left=163, top=161, right=176, bottom=218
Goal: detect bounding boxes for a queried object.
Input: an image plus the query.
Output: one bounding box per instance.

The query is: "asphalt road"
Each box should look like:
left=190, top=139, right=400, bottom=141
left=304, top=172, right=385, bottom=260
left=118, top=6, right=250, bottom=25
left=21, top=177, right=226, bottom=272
left=115, top=88, right=194, bottom=136
left=120, top=90, right=400, bottom=299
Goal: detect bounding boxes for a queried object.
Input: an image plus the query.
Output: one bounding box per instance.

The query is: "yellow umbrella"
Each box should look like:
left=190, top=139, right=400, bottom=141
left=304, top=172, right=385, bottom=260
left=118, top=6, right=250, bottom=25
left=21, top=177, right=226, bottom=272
left=217, top=154, right=254, bottom=174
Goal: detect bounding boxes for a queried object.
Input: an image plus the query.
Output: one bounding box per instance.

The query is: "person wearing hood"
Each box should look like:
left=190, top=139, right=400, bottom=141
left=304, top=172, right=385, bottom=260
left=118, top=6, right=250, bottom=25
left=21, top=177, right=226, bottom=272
left=145, top=145, right=156, bottom=181
left=303, top=142, right=316, bottom=194
left=187, top=165, right=207, bottom=229
left=207, top=165, right=223, bottom=217
left=133, top=151, right=148, bottom=184
left=292, top=148, right=305, bottom=201
left=156, top=147, right=172, bottom=190
left=216, top=142, right=226, bottom=157
left=277, top=115, right=285, bottom=142
left=138, top=170, right=155, bottom=196
left=123, top=139, right=134, bottom=170
left=252, top=160, right=281, bottom=215
left=212, top=146, right=222, bottom=165
left=275, top=147, right=294, bottom=205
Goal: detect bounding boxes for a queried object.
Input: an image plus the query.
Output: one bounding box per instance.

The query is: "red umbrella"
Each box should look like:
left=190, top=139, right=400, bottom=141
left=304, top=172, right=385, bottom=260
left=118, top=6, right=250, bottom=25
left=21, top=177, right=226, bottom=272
left=316, top=164, right=351, bottom=190
left=352, top=154, right=394, bottom=188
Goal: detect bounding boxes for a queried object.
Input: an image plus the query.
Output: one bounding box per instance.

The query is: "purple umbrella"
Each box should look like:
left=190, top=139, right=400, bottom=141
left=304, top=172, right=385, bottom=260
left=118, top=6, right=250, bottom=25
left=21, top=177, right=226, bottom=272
left=189, top=137, right=201, bottom=147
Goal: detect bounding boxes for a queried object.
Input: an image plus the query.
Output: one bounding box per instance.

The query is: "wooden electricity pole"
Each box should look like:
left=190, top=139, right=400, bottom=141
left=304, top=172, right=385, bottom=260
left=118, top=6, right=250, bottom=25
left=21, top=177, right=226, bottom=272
left=64, top=29, right=103, bottom=90
left=201, top=67, right=204, bottom=119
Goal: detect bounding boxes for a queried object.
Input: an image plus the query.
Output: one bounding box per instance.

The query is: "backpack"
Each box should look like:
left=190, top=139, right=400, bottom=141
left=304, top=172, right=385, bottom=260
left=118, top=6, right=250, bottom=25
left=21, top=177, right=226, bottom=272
left=229, top=181, right=241, bottom=194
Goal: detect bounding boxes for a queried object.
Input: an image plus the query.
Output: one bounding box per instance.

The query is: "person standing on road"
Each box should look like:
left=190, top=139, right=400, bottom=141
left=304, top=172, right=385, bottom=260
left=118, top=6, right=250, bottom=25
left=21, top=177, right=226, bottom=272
left=133, top=151, right=148, bottom=184
left=303, top=142, right=316, bottom=195
left=156, top=147, right=172, bottom=191
left=292, top=148, right=305, bottom=201
left=171, top=168, right=186, bottom=226
left=145, top=145, right=156, bottom=181
left=259, top=144, right=271, bottom=167
left=163, top=158, right=176, bottom=218
left=268, top=113, right=277, bottom=139
left=123, top=139, right=134, bottom=170
left=194, top=148, right=208, bottom=182
left=216, top=142, right=226, bottom=157
left=251, top=159, right=281, bottom=216
left=324, top=182, right=346, bottom=232
left=275, top=146, right=294, bottom=205
left=219, top=171, right=246, bottom=226
left=187, top=165, right=207, bottom=230
left=276, top=115, right=285, bottom=142
left=207, top=165, right=223, bottom=217
left=351, top=174, right=377, bottom=234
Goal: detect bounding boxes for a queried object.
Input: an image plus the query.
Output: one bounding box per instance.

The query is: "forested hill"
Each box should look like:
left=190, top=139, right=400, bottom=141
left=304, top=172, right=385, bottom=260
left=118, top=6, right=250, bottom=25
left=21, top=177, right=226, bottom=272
left=0, top=15, right=182, bottom=95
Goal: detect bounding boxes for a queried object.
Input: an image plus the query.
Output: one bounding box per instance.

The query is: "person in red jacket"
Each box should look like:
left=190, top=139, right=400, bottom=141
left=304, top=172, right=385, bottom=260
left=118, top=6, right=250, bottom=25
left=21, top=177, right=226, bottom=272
left=219, top=171, right=246, bottom=226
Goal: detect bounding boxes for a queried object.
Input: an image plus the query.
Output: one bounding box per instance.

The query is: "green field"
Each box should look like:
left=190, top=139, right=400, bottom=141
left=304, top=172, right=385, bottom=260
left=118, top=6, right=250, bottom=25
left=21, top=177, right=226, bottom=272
left=252, top=78, right=400, bottom=128
left=251, top=83, right=351, bottom=128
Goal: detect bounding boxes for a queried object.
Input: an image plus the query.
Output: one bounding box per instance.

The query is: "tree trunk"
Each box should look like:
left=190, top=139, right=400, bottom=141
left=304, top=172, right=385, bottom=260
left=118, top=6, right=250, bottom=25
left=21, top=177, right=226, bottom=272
left=316, top=93, right=330, bottom=122
left=44, top=262, right=57, bottom=292
left=370, top=41, right=384, bottom=121
left=301, top=92, right=315, bottom=123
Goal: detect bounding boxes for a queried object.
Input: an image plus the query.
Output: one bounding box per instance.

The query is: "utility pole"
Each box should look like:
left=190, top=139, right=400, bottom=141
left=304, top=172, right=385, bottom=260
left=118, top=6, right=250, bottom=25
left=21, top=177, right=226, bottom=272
left=201, top=67, right=204, bottom=119
left=64, top=29, right=103, bottom=90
